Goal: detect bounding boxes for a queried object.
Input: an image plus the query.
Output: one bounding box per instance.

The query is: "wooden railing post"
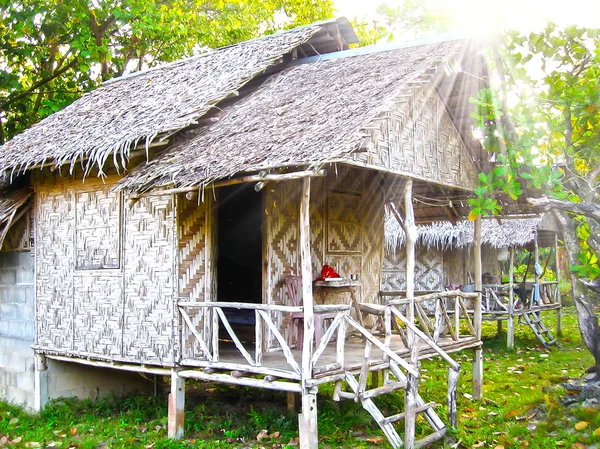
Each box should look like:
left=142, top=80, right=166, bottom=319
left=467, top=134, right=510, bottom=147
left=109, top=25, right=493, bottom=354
left=298, top=177, right=318, bottom=449
left=507, top=247, right=515, bottom=349
left=168, top=370, right=185, bottom=439
left=472, top=215, right=483, bottom=400
left=554, top=233, right=563, bottom=336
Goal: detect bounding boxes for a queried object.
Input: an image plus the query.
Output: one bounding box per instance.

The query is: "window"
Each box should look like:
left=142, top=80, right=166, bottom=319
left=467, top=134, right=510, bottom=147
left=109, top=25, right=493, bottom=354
left=75, top=189, right=121, bottom=270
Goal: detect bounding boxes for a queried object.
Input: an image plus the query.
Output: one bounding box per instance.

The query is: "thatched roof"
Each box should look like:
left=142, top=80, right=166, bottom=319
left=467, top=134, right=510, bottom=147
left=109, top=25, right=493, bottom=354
left=0, top=19, right=355, bottom=178
left=118, top=39, right=469, bottom=193
left=0, top=186, right=33, bottom=249
left=385, top=213, right=542, bottom=251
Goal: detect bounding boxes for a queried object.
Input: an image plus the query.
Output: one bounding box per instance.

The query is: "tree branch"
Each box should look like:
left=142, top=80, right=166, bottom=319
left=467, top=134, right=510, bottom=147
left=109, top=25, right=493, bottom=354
left=527, top=196, right=600, bottom=223
left=0, top=57, right=79, bottom=110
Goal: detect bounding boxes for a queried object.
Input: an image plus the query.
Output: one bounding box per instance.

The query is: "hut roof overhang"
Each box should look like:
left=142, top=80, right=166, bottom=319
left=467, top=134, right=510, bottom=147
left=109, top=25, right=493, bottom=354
left=0, top=185, right=33, bottom=250
left=385, top=213, right=561, bottom=253
left=117, top=37, right=491, bottom=194
left=0, top=18, right=357, bottom=179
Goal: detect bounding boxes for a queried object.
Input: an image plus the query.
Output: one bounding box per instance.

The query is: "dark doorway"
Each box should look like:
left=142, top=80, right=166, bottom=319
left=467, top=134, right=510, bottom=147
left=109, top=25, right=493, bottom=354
left=217, top=184, right=263, bottom=306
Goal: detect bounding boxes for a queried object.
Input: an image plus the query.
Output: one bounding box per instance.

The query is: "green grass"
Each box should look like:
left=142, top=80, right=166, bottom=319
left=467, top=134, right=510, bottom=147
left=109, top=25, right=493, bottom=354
left=0, top=307, right=598, bottom=448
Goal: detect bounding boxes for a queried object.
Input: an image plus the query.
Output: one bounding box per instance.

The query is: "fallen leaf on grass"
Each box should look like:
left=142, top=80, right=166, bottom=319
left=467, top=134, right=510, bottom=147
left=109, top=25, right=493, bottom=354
left=69, top=428, right=78, bottom=436
left=575, top=421, right=589, bottom=431
left=593, top=428, right=600, bottom=436
left=287, top=437, right=299, bottom=446
left=0, top=436, right=7, bottom=446
left=256, top=429, right=269, bottom=442
left=571, top=444, right=587, bottom=449
left=269, top=431, right=280, bottom=439
left=472, top=440, right=486, bottom=448
left=12, top=436, right=22, bottom=443
left=9, top=418, right=18, bottom=425
left=367, top=437, right=384, bottom=444
left=494, top=445, right=504, bottom=449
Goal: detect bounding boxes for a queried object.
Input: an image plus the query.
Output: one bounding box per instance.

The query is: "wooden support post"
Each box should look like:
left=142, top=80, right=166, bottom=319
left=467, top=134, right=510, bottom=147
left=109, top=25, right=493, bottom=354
left=447, top=367, right=459, bottom=429
left=534, top=231, right=540, bottom=306
left=507, top=247, right=515, bottom=350
left=33, top=353, right=48, bottom=412
left=554, top=233, right=563, bottom=336
left=497, top=319, right=503, bottom=336
left=403, top=180, right=417, bottom=345
left=287, top=392, right=297, bottom=411
left=472, top=216, right=483, bottom=400
left=404, top=343, right=419, bottom=449
left=168, top=370, right=185, bottom=439
left=298, top=177, right=318, bottom=449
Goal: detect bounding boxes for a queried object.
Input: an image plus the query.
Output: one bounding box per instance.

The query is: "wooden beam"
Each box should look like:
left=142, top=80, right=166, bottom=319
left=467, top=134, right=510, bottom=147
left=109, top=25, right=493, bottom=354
left=129, top=169, right=327, bottom=199
left=472, top=215, right=483, bottom=399
left=554, top=233, right=563, bottom=336
left=298, top=177, right=319, bottom=449
left=507, top=247, right=515, bottom=349
left=168, top=370, right=185, bottom=439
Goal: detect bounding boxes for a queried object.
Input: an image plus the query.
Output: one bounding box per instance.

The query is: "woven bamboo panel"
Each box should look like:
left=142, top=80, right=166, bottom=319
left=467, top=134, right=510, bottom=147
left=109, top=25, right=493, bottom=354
left=309, top=177, right=325, bottom=274
left=35, top=184, right=74, bottom=351
left=444, top=250, right=466, bottom=285
left=327, top=191, right=361, bottom=253
left=352, top=86, right=478, bottom=190
left=72, top=274, right=123, bottom=356
left=2, top=211, right=31, bottom=251
left=264, top=181, right=300, bottom=348
left=178, top=194, right=208, bottom=359
left=382, top=246, right=444, bottom=291
left=122, top=195, right=176, bottom=363
left=75, top=190, right=121, bottom=269
left=361, top=175, right=384, bottom=305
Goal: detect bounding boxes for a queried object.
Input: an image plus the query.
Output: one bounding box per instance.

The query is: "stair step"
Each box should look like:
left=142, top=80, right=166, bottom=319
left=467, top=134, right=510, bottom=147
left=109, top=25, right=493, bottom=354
left=415, top=428, right=448, bottom=449
left=381, top=402, right=437, bottom=425
left=359, top=381, right=407, bottom=401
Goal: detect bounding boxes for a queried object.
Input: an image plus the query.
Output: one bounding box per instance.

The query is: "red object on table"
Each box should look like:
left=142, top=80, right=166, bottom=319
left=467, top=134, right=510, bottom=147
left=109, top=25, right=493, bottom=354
left=315, top=264, right=340, bottom=281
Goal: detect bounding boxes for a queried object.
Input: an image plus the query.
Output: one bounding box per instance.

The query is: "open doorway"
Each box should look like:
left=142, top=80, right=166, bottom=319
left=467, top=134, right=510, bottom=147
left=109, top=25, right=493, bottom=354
left=217, top=184, right=262, bottom=340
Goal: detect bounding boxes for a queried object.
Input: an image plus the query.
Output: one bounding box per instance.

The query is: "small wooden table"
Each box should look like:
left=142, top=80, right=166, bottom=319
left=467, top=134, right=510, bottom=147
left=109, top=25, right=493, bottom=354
left=313, top=279, right=363, bottom=325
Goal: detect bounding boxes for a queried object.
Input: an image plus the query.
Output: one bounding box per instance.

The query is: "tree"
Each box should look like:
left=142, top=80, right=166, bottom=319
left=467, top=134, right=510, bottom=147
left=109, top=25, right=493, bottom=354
left=0, top=0, right=333, bottom=143
left=469, top=24, right=600, bottom=378
left=350, top=0, right=448, bottom=47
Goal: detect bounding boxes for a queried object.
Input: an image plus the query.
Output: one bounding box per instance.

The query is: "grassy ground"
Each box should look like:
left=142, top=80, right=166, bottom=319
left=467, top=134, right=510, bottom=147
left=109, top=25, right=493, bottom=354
left=0, top=307, right=598, bottom=448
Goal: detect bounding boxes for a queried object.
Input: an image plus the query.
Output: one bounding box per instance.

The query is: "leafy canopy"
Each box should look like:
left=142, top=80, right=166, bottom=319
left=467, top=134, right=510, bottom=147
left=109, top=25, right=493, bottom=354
left=0, top=0, right=333, bottom=142
left=469, top=24, right=600, bottom=278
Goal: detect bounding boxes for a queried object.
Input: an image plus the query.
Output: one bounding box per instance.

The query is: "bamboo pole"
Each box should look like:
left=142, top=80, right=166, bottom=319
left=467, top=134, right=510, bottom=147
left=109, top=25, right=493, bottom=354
left=507, top=247, right=515, bottom=349
left=472, top=216, right=483, bottom=399
left=298, top=177, right=318, bottom=449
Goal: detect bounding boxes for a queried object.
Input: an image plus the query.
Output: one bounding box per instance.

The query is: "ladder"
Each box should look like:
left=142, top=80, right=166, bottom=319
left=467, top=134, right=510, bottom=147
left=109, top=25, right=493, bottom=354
left=522, top=310, right=558, bottom=348
left=334, top=360, right=448, bottom=448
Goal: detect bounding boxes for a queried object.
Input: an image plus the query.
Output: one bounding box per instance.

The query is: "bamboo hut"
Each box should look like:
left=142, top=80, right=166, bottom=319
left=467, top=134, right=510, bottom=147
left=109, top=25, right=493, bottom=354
left=384, top=213, right=563, bottom=349
left=0, top=18, right=495, bottom=448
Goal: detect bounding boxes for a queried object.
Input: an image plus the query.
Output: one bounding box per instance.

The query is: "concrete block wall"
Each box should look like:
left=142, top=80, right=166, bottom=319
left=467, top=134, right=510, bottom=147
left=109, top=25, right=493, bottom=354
left=0, top=251, right=153, bottom=410
left=0, top=251, right=36, bottom=408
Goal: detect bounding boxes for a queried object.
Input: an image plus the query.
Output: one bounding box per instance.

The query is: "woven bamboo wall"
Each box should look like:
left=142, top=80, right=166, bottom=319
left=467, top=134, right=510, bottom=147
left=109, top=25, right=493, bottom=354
left=178, top=194, right=210, bottom=359
left=351, top=86, right=478, bottom=190
left=382, top=246, right=444, bottom=291
left=33, top=173, right=177, bottom=365
left=264, top=167, right=383, bottom=348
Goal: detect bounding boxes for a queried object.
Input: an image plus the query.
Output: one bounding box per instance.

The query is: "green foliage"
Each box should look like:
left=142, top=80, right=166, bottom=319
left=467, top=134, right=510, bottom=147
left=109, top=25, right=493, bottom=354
left=350, top=0, right=448, bottom=47
left=0, top=0, right=333, bottom=142
left=469, top=24, right=600, bottom=279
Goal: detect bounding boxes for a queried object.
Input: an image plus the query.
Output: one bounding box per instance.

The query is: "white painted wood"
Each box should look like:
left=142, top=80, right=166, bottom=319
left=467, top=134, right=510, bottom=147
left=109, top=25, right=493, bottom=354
left=168, top=370, right=185, bottom=439
left=215, top=308, right=255, bottom=366
left=255, top=310, right=263, bottom=365
left=178, top=370, right=302, bottom=392
left=299, top=392, right=319, bottom=449
left=179, top=307, right=213, bottom=361
left=554, top=233, right=562, bottom=335
left=179, top=358, right=300, bottom=380
left=447, top=367, right=459, bottom=428
left=472, top=215, right=483, bottom=399
left=257, top=310, right=301, bottom=374
left=33, top=353, right=48, bottom=412
left=507, top=247, right=515, bottom=349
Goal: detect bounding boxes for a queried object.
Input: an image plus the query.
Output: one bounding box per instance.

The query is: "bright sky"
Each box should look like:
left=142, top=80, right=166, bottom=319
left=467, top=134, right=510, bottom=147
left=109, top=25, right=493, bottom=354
left=334, top=0, right=600, bottom=37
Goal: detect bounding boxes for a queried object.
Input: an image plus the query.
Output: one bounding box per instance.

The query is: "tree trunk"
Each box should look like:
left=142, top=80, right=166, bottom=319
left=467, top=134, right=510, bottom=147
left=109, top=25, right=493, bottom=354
left=554, top=211, right=600, bottom=379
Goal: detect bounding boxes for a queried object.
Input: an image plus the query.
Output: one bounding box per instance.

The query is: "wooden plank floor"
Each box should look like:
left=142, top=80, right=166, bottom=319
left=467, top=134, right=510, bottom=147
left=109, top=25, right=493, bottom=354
left=181, top=333, right=480, bottom=381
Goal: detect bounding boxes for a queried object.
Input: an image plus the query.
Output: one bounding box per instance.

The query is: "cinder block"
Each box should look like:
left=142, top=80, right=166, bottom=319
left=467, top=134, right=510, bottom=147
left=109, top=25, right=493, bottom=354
left=0, top=253, right=20, bottom=268
left=18, top=304, right=35, bottom=321
left=0, top=320, right=9, bottom=337
left=23, top=321, right=34, bottom=340
left=16, top=268, right=33, bottom=285
left=0, top=269, right=16, bottom=285
left=17, top=252, right=33, bottom=268
left=0, top=286, right=27, bottom=304
left=7, top=321, right=24, bottom=340
left=16, top=371, right=35, bottom=391
left=0, top=302, right=18, bottom=320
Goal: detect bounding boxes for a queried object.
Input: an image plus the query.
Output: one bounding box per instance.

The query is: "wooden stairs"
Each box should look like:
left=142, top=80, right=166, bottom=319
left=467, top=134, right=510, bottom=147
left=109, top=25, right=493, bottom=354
left=522, top=310, right=559, bottom=348
left=332, top=341, right=459, bottom=448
